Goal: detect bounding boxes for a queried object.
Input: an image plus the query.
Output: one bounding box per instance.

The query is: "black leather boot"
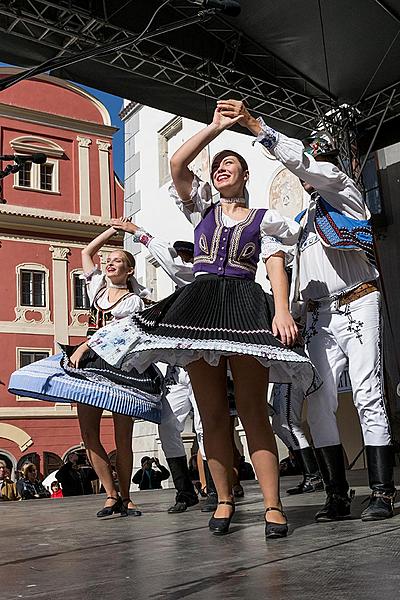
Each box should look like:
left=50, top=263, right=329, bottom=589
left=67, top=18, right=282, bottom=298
left=166, top=456, right=199, bottom=513
left=361, top=445, right=396, bottom=521
left=314, top=445, right=353, bottom=522
left=287, top=448, right=324, bottom=495
left=201, top=460, right=218, bottom=513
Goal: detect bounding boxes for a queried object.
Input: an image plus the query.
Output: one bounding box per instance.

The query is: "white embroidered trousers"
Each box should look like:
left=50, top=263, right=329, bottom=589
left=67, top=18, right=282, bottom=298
left=270, top=383, right=310, bottom=450
left=158, top=368, right=205, bottom=459
left=305, top=291, right=391, bottom=447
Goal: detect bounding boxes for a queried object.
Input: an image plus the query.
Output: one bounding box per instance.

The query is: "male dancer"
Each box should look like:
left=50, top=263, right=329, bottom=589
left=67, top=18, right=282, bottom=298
left=110, top=220, right=218, bottom=513
left=270, top=383, right=323, bottom=495
left=217, top=99, right=396, bottom=522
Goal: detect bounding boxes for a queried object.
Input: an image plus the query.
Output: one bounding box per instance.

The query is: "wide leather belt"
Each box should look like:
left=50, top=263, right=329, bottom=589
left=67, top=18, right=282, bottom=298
left=307, top=281, right=379, bottom=312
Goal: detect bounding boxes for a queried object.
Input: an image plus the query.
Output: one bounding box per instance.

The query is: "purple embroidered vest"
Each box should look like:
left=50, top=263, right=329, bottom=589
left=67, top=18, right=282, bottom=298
left=193, top=204, right=267, bottom=280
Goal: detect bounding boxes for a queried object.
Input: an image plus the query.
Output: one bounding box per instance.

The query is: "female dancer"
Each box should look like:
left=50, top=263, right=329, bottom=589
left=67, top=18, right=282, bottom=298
left=88, top=107, right=319, bottom=538
left=9, top=224, right=164, bottom=517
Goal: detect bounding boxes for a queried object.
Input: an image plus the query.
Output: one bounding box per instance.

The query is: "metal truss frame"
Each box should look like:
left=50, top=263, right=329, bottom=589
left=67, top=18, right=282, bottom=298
left=0, top=0, right=398, bottom=171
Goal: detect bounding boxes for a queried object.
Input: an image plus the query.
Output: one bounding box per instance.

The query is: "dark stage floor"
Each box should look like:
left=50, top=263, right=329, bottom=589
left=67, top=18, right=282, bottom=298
left=2, top=469, right=400, bottom=600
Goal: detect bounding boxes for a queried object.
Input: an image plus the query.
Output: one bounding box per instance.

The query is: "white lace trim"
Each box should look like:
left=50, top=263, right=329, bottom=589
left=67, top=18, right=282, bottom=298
left=135, top=313, right=273, bottom=335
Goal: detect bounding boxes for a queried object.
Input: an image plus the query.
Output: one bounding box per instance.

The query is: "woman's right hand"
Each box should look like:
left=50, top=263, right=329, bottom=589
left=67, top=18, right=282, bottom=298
left=211, top=105, right=244, bottom=131
left=69, top=343, right=89, bottom=369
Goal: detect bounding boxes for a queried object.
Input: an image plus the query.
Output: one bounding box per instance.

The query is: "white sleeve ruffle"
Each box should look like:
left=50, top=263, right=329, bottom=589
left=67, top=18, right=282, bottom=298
left=260, top=210, right=300, bottom=264
left=112, top=294, right=144, bottom=320
left=80, top=267, right=106, bottom=305
left=169, top=174, right=212, bottom=227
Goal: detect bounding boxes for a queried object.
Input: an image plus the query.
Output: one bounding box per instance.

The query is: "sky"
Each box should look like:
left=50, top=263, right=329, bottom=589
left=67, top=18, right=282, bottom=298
left=0, top=62, right=125, bottom=181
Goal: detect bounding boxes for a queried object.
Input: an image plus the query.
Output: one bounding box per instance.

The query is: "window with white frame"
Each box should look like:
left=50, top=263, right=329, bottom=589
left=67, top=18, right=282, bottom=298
left=20, top=269, right=46, bottom=307
left=73, top=273, right=90, bottom=310
left=19, top=350, right=50, bottom=368
left=158, top=117, right=182, bottom=186
left=10, top=135, right=63, bottom=194
left=16, top=159, right=58, bottom=193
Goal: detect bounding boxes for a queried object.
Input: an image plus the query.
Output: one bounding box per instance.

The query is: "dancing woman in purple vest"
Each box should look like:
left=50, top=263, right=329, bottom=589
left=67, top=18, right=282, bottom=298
left=88, top=106, right=319, bottom=539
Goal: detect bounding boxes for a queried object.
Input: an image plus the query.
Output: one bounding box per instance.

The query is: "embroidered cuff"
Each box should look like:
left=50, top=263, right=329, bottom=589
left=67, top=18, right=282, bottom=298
left=131, top=229, right=153, bottom=247
left=253, top=117, right=279, bottom=151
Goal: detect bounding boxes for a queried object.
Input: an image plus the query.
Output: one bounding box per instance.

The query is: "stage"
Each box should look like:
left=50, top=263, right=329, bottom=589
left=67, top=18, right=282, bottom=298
left=2, top=470, right=400, bottom=600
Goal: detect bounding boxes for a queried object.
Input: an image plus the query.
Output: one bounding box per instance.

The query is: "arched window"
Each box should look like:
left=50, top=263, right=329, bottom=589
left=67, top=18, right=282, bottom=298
left=10, top=136, right=64, bottom=194
left=43, top=452, right=63, bottom=477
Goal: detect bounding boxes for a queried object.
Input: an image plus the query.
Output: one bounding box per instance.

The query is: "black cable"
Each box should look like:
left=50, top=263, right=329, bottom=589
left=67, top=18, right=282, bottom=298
left=317, top=0, right=333, bottom=109
left=0, top=0, right=173, bottom=92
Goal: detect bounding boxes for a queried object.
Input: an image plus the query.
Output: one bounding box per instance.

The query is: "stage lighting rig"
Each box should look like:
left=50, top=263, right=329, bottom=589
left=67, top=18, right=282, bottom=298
left=189, top=1, right=241, bottom=17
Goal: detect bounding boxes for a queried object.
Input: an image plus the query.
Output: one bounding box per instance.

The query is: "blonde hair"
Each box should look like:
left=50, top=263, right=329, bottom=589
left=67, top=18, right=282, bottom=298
left=22, top=462, right=37, bottom=478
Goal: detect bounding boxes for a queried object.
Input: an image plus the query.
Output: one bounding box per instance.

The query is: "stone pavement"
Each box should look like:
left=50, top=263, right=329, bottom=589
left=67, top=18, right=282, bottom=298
left=1, top=469, right=400, bottom=600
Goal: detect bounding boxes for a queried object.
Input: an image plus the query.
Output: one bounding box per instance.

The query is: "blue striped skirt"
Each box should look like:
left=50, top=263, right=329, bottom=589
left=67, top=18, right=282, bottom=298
left=8, top=351, right=163, bottom=423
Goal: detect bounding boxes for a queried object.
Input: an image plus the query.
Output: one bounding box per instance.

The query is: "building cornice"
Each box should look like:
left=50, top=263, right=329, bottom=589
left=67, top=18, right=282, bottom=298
left=0, top=206, right=125, bottom=242
left=119, top=101, right=142, bottom=121
left=0, top=406, right=113, bottom=419
left=0, top=102, right=118, bottom=138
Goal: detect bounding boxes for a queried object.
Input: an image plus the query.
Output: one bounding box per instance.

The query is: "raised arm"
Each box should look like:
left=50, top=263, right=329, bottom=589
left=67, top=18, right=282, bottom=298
left=170, top=107, right=244, bottom=202
left=110, top=219, right=194, bottom=288
left=81, top=227, right=118, bottom=274
left=218, top=99, right=367, bottom=220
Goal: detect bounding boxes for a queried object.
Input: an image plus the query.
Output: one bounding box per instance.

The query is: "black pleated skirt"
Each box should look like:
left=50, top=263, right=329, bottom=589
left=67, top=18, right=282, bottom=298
left=89, top=275, right=320, bottom=395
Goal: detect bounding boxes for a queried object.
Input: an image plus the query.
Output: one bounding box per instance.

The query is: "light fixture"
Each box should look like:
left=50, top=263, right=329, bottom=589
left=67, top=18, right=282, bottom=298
left=189, top=1, right=241, bottom=17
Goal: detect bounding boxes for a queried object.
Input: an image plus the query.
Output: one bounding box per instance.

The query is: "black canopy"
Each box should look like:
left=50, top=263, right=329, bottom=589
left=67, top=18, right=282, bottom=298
left=0, top=1, right=399, bottom=147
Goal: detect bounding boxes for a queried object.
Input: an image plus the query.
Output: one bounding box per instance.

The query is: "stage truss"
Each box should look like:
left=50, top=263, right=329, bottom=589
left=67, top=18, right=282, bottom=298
left=0, top=0, right=399, bottom=174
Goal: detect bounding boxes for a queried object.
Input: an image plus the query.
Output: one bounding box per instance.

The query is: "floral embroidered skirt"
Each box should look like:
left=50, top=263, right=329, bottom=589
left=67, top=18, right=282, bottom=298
left=89, top=275, right=320, bottom=396
left=8, top=348, right=164, bottom=422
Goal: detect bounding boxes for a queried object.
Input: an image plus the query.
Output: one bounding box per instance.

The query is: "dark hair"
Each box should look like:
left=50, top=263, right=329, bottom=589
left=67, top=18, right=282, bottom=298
left=51, top=481, right=59, bottom=489
left=173, top=241, right=194, bottom=255
left=211, top=150, right=249, bottom=179
left=141, top=456, right=151, bottom=465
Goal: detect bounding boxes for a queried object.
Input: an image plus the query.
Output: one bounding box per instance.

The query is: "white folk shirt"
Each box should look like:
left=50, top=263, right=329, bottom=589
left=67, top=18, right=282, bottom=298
left=257, top=121, right=378, bottom=301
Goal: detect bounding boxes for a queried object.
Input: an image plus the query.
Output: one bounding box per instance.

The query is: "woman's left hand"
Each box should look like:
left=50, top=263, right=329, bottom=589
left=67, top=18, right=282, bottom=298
left=272, top=312, right=298, bottom=347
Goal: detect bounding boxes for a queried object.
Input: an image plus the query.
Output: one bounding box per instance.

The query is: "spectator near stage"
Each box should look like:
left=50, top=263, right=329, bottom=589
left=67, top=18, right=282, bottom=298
left=16, top=463, right=50, bottom=500
left=55, top=452, right=98, bottom=497
left=50, top=481, right=64, bottom=499
left=0, top=460, right=19, bottom=501
left=132, top=457, right=170, bottom=490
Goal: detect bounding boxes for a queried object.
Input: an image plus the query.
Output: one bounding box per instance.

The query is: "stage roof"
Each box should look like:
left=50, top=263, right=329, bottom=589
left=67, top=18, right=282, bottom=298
left=0, top=1, right=399, bottom=148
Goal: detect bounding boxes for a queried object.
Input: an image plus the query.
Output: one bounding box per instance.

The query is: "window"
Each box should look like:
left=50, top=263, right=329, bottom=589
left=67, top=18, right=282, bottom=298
left=20, top=270, right=45, bottom=307
left=73, top=274, right=90, bottom=309
left=158, top=117, right=182, bottom=186
left=16, top=160, right=58, bottom=193
left=18, top=161, right=32, bottom=188
left=19, top=350, right=50, bottom=368
left=40, top=163, right=54, bottom=191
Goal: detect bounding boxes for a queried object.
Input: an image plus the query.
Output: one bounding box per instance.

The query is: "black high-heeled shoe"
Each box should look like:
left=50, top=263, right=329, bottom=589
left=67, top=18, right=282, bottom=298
left=96, top=496, right=123, bottom=518
left=208, top=500, right=235, bottom=536
left=121, top=497, right=142, bottom=517
left=264, top=506, right=288, bottom=539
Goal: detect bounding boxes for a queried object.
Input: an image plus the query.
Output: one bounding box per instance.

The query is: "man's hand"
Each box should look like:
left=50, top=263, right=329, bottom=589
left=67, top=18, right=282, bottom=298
left=216, top=99, right=261, bottom=135
left=272, top=311, right=298, bottom=347
left=109, top=217, right=138, bottom=234
left=153, top=457, right=160, bottom=468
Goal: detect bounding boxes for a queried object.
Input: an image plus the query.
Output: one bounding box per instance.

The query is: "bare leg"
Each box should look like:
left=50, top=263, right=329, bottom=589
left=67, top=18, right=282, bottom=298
left=77, top=404, right=117, bottom=507
left=229, top=356, right=286, bottom=524
left=113, top=414, right=136, bottom=509
left=187, top=357, right=233, bottom=519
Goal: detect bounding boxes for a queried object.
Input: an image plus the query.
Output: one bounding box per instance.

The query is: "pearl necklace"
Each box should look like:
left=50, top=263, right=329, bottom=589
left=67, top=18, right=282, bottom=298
left=220, top=196, right=246, bottom=204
